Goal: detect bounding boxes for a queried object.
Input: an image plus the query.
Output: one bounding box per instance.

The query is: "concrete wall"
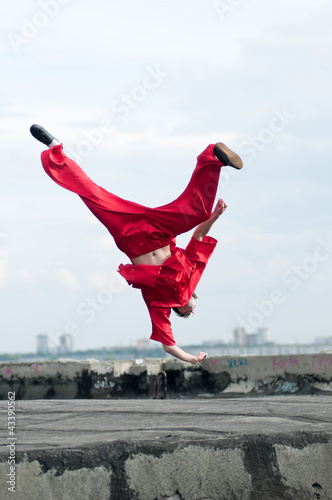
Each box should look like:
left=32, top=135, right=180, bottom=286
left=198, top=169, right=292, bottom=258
left=1, top=431, right=332, bottom=499
left=1, top=353, right=332, bottom=399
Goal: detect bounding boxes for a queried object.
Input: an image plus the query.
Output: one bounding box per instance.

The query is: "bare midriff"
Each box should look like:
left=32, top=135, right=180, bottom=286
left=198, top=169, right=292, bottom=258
left=131, top=245, right=172, bottom=266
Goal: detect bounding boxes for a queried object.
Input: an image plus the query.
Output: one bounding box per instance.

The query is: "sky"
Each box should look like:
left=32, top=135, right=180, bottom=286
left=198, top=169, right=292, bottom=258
left=1, top=0, right=332, bottom=354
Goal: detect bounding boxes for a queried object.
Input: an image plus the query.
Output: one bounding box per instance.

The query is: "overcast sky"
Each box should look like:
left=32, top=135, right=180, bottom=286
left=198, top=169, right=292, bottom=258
left=1, top=0, right=331, bottom=355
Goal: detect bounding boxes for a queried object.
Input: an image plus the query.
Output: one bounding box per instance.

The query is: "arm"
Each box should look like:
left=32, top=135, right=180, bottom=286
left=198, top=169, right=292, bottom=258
left=193, top=198, right=227, bottom=241
left=163, top=344, right=207, bottom=364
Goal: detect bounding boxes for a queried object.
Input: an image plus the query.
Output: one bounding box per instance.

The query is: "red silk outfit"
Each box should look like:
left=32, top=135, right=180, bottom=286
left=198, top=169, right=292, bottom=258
left=41, top=144, right=223, bottom=345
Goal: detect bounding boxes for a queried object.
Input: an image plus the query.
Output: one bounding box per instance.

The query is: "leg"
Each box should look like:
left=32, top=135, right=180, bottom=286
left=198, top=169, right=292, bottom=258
left=147, top=144, right=223, bottom=237
left=35, top=126, right=242, bottom=258
left=41, top=144, right=146, bottom=251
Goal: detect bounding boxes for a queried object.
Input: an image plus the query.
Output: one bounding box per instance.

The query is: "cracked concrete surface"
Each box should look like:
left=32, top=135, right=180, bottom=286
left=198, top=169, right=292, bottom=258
left=1, top=397, right=332, bottom=499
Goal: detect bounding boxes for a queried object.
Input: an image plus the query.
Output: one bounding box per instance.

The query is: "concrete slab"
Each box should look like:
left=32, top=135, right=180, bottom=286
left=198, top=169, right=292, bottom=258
left=1, top=397, right=332, bottom=499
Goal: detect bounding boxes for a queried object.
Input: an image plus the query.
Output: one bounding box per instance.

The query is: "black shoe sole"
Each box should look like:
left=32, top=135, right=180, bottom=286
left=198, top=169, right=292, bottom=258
left=30, top=124, right=57, bottom=146
left=214, top=142, right=243, bottom=169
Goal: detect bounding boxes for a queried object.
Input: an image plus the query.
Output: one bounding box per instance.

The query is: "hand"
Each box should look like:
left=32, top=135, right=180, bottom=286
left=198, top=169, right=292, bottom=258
left=211, top=198, right=227, bottom=219
left=192, top=352, right=208, bottom=364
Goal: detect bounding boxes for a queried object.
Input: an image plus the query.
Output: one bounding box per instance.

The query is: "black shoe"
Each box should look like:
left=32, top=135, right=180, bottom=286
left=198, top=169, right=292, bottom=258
left=30, top=124, right=58, bottom=147
left=214, top=142, right=243, bottom=169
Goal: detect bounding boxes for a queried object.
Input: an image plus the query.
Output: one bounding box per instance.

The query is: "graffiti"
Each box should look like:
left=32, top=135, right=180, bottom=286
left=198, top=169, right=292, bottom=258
left=4, top=365, right=39, bottom=376
left=207, top=358, right=248, bottom=368
left=208, top=359, right=223, bottom=367
left=227, top=357, right=248, bottom=368
left=275, top=381, right=298, bottom=394
left=312, top=355, right=332, bottom=371
left=272, top=356, right=298, bottom=372
left=94, top=377, right=114, bottom=390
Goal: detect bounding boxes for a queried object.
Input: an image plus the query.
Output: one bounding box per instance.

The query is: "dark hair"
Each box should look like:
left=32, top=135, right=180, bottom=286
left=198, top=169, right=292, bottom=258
left=172, top=308, right=191, bottom=319
left=172, top=293, right=198, bottom=319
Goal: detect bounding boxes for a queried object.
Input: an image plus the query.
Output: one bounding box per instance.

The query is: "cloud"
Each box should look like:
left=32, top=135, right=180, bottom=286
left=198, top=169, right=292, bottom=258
left=54, top=267, right=80, bottom=290
left=1, top=0, right=331, bottom=352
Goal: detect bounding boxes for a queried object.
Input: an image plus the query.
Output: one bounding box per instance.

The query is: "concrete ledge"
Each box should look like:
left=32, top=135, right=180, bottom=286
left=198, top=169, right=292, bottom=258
left=0, top=398, right=332, bottom=499
left=1, top=353, right=332, bottom=399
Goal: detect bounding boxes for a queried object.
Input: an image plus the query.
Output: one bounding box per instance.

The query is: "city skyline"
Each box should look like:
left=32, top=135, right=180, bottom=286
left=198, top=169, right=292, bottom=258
left=7, top=326, right=332, bottom=358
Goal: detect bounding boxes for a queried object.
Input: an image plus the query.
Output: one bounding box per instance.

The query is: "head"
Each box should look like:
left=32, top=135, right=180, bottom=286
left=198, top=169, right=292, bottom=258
left=172, top=293, right=197, bottom=319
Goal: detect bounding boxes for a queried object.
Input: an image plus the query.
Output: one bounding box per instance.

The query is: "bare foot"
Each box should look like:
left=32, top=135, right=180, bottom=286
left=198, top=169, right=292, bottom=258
left=193, top=352, right=208, bottom=364
left=211, top=198, right=227, bottom=218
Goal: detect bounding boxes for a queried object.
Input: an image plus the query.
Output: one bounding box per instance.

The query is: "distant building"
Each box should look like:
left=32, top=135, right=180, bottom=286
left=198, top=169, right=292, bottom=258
left=257, top=327, right=270, bottom=344
left=233, top=327, right=247, bottom=346
left=246, top=333, right=259, bottom=346
left=136, top=338, right=153, bottom=350
left=233, top=326, right=270, bottom=346
left=314, top=336, right=332, bottom=345
left=58, top=334, right=74, bottom=353
left=204, top=339, right=228, bottom=346
left=36, top=334, right=50, bottom=354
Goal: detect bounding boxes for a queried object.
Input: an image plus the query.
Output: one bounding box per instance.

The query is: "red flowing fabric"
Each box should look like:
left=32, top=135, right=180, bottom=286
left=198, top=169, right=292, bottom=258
left=41, top=144, right=222, bottom=259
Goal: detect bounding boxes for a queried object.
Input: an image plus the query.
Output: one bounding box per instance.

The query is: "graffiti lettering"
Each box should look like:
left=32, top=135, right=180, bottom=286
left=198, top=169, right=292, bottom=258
left=272, top=356, right=298, bottom=371
left=227, top=358, right=248, bottom=368
left=312, top=355, right=332, bottom=371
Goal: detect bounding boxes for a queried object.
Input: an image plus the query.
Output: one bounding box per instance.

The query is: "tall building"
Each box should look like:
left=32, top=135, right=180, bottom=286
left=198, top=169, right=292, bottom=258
left=58, top=334, right=74, bottom=353
left=36, top=334, right=50, bottom=354
left=233, top=327, right=247, bottom=346
left=246, top=333, right=259, bottom=346
left=257, top=327, right=269, bottom=344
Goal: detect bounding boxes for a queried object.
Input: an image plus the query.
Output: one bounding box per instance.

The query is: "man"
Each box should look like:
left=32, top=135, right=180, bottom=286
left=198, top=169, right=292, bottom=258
left=30, top=124, right=243, bottom=364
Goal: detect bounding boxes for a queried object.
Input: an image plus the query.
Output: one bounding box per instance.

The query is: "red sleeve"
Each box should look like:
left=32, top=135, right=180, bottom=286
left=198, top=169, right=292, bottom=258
left=181, top=236, right=218, bottom=300
left=185, top=235, right=217, bottom=264
left=147, top=304, right=176, bottom=346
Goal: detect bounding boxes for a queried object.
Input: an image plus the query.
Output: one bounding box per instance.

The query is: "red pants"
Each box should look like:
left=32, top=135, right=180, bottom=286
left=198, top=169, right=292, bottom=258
left=41, top=144, right=222, bottom=259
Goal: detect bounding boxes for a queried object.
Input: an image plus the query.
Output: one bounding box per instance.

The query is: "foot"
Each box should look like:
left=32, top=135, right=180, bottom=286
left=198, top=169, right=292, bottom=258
left=30, top=124, right=59, bottom=147
left=214, top=142, right=243, bottom=169
left=211, top=198, right=227, bottom=219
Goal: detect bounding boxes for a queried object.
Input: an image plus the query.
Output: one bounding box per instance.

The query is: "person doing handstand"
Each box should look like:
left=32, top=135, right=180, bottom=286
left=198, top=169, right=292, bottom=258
left=30, top=125, right=243, bottom=364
